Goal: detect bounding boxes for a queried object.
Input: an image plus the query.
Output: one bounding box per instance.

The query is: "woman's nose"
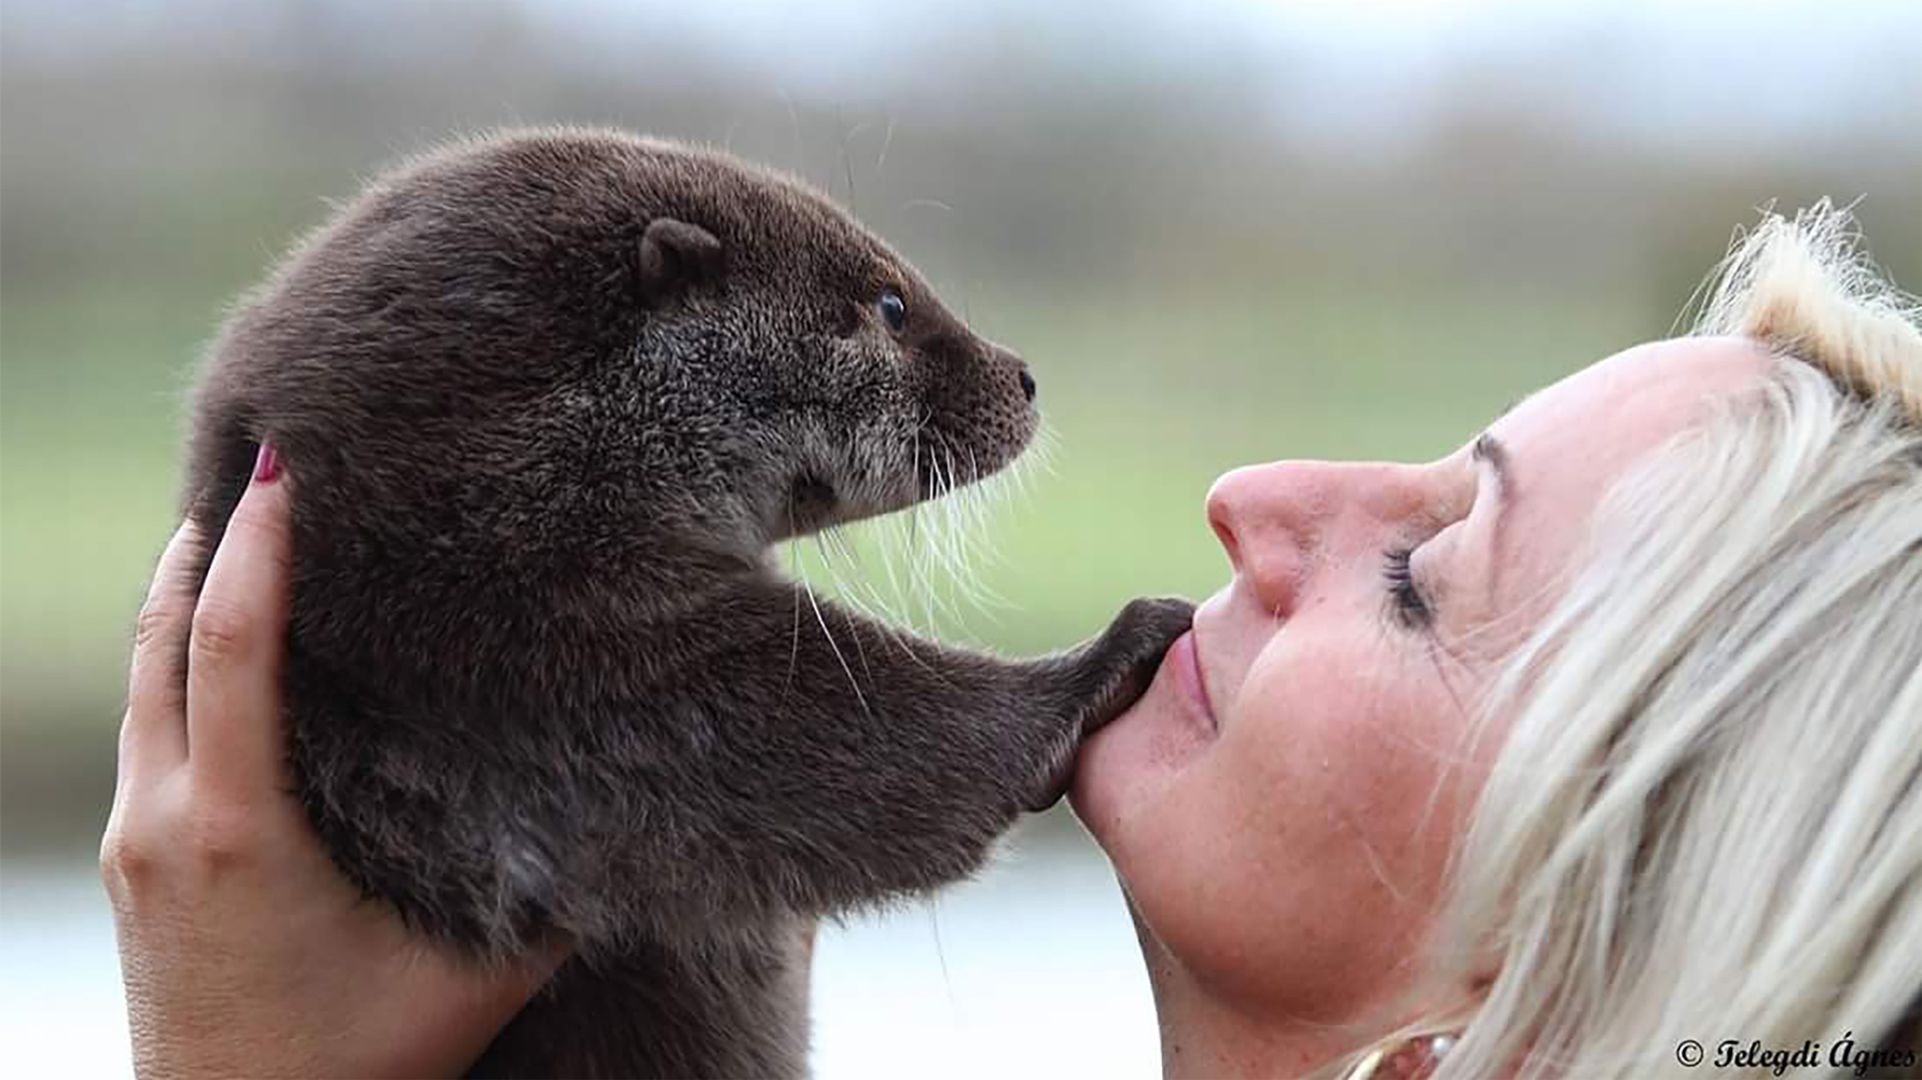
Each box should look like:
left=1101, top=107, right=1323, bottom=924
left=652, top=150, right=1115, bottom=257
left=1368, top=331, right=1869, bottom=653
left=1206, top=459, right=1416, bottom=618
left=1206, top=462, right=1318, bottom=618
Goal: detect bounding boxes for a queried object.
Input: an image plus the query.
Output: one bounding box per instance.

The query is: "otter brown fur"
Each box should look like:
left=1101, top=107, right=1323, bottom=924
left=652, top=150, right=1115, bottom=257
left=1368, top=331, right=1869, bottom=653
left=178, top=128, right=1192, bottom=1077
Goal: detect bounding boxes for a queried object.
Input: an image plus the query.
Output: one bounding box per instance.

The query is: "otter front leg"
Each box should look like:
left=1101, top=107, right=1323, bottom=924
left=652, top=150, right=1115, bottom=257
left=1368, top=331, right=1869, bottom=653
left=1002, top=595, right=1201, bottom=809
left=473, top=592, right=1190, bottom=1080
left=629, top=584, right=1195, bottom=923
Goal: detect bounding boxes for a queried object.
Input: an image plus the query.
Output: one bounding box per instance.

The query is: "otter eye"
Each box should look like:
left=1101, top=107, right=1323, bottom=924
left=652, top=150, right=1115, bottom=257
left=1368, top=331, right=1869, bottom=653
left=877, top=291, right=907, bottom=334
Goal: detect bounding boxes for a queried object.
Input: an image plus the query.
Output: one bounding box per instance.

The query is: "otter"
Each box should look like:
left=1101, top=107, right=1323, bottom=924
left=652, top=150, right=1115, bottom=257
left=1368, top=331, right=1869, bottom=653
left=178, top=128, right=1192, bottom=1078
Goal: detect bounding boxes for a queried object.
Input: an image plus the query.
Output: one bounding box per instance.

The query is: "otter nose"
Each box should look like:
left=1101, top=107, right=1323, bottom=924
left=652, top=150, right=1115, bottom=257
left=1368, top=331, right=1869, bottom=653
left=988, top=341, right=1036, bottom=404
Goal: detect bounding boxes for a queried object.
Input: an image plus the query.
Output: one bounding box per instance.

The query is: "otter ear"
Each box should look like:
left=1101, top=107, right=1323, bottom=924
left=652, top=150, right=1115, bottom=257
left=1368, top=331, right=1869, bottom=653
left=638, top=218, right=724, bottom=301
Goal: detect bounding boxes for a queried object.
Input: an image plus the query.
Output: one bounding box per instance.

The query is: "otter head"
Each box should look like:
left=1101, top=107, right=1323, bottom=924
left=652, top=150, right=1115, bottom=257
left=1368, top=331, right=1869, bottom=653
left=608, top=138, right=1040, bottom=546
left=211, top=128, right=1035, bottom=586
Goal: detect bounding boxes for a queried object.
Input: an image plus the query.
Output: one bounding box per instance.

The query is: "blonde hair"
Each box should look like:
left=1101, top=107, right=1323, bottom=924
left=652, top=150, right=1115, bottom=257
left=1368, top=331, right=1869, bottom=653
left=1361, top=205, right=1922, bottom=1079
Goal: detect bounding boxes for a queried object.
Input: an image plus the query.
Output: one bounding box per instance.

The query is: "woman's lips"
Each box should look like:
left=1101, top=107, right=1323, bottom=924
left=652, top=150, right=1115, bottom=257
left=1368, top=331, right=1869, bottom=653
left=1167, top=629, right=1216, bottom=729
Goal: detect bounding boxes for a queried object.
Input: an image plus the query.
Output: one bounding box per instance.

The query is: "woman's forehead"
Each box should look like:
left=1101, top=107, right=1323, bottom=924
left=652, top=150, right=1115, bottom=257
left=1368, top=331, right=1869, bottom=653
left=1472, top=337, right=1774, bottom=600
left=1486, top=337, right=1773, bottom=474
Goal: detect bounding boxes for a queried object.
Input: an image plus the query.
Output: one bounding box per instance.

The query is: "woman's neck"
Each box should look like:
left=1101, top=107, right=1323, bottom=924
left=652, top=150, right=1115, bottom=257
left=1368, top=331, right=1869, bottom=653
left=1143, top=934, right=1361, bottom=1078
left=1135, top=913, right=1457, bottom=1079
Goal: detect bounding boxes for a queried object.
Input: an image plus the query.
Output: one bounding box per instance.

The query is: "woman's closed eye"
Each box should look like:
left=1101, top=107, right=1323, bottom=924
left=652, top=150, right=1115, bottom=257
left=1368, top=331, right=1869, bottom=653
left=1382, top=431, right=1511, bottom=635
left=1383, top=546, right=1433, bottom=630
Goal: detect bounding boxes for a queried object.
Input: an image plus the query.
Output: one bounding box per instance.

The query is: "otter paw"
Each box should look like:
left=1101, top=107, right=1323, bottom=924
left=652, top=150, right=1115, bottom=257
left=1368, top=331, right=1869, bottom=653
left=1021, top=596, right=1195, bottom=812
left=1082, top=596, right=1196, bottom=733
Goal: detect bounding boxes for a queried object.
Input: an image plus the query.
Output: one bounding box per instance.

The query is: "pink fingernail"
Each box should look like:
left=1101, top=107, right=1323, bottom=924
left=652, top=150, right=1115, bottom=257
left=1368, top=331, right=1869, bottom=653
left=253, top=442, right=281, bottom=483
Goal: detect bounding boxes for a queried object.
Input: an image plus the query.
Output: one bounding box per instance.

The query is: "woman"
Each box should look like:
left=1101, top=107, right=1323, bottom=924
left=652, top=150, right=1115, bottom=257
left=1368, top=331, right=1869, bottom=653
left=103, top=205, right=1921, bottom=1078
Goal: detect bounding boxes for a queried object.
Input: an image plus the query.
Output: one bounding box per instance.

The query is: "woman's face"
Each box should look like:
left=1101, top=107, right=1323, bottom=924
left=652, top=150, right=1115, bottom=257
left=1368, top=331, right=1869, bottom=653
left=1071, top=337, right=1772, bottom=1025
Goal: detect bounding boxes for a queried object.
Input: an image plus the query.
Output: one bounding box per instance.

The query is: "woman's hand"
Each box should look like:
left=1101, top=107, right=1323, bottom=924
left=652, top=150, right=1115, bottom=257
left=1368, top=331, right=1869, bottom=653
left=100, top=447, right=571, bottom=1079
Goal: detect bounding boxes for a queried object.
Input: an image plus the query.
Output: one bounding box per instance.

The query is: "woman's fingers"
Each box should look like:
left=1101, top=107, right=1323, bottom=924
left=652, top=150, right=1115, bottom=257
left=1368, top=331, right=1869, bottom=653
left=186, top=446, right=295, bottom=801
left=121, top=519, right=207, bottom=786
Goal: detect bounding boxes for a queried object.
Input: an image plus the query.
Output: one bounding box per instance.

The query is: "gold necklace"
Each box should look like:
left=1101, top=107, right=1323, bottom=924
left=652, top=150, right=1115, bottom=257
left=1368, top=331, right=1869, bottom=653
left=1339, top=1031, right=1459, bottom=1080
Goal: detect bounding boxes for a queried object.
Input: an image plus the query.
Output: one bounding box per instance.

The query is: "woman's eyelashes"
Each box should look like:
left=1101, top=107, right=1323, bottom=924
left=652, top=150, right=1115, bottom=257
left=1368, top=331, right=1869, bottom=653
left=1382, top=546, right=1434, bottom=630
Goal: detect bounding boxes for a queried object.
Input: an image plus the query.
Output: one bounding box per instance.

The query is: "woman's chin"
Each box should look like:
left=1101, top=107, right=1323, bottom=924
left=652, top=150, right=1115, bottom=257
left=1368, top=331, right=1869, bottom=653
left=1069, top=647, right=1217, bottom=846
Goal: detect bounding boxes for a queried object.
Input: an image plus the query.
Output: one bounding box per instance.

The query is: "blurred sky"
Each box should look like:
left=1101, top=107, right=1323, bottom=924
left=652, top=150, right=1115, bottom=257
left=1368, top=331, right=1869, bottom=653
left=570, top=0, right=1922, bottom=150
left=8, top=0, right=1919, bottom=155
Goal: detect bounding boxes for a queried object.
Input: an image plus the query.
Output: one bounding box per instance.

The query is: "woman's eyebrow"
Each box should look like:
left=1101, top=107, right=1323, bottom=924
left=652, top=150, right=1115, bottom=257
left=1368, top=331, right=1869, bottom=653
left=1471, top=433, right=1514, bottom=565
left=1471, top=431, right=1511, bottom=494
left=1470, top=433, right=1514, bottom=600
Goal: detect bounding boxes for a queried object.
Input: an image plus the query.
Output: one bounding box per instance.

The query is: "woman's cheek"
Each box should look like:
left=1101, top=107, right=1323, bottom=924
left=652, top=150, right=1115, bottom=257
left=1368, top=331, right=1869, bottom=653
left=1113, top=624, right=1468, bottom=1016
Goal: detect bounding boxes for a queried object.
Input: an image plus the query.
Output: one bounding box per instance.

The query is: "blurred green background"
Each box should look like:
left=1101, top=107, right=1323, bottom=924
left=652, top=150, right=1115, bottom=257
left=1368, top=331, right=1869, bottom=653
left=3, top=0, right=1919, bottom=873
left=4, top=4, right=1919, bottom=1073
